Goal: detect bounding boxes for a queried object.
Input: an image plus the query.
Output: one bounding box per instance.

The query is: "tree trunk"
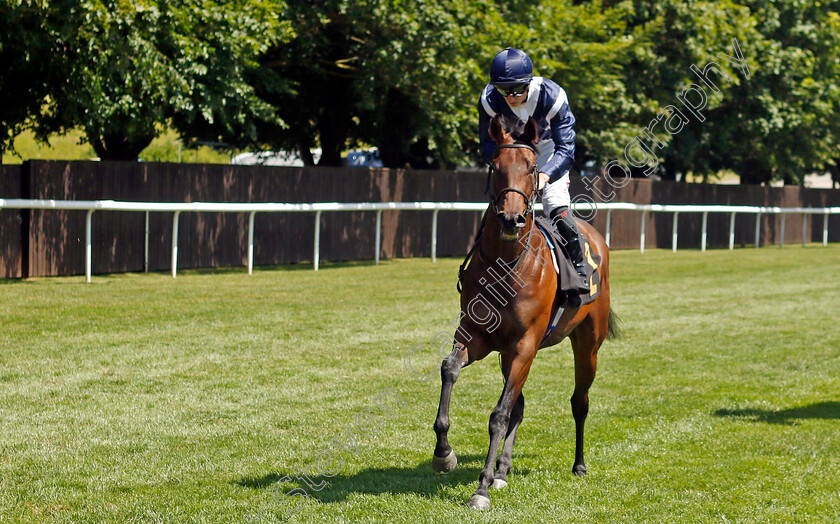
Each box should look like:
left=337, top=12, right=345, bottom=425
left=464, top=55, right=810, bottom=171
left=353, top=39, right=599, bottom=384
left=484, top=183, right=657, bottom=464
left=739, top=158, right=772, bottom=185
left=90, top=132, right=154, bottom=161
left=298, top=137, right=315, bottom=166
left=828, top=159, right=840, bottom=189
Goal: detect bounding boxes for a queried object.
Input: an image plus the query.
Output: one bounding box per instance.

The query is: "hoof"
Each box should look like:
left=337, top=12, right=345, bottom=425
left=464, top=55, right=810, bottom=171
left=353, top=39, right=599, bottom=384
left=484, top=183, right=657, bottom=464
left=467, top=494, right=491, bottom=510
left=492, top=478, right=508, bottom=490
left=432, top=450, right=457, bottom=473
left=573, top=464, right=587, bottom=477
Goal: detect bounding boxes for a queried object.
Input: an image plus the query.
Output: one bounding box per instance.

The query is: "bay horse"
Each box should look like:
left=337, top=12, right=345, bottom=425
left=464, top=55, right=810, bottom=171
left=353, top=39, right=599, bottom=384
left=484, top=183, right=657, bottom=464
left=432, top=115, right=618, bottom=510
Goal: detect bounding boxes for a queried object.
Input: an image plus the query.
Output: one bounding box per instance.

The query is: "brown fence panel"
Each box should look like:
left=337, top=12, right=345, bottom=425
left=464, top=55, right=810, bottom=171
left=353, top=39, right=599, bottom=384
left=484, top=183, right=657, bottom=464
left=580, top=177, right=840, bottom=250
left=21, top=161, right=490, bottom=276
left=0, top=164, right=24, bottom=278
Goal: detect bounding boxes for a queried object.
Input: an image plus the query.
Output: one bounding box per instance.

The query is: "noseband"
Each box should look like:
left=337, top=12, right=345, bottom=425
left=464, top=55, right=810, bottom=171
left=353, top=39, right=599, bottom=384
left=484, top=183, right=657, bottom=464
left=486, top=143, right=539, bottom=217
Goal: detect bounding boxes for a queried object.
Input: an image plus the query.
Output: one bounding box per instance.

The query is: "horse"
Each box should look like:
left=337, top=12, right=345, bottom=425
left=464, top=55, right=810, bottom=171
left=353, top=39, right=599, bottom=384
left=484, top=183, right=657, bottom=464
left=432, top=115, right=618, bottom=510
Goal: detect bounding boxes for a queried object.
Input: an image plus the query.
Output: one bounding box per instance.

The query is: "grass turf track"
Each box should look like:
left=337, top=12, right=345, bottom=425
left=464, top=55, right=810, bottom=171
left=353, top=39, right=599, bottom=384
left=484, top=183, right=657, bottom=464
left=0, top=245, right=838, bottom=523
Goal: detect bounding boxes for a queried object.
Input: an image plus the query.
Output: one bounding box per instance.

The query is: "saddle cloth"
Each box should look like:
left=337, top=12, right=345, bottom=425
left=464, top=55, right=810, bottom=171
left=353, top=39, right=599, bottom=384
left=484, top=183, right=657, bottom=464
left=530, top=215, right=602, bottom=344
left=527, top=216, right=601, bottom=345
left=532, top=215, right=602, bottom=305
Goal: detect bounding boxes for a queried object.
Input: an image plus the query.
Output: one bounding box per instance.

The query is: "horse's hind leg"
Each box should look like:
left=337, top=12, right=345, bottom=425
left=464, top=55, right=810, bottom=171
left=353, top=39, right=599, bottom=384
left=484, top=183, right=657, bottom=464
left=568, top=316, right=605, bottom=477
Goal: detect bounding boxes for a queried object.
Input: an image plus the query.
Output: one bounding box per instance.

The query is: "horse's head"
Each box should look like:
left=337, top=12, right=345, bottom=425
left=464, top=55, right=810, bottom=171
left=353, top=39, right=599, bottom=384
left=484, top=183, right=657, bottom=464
left=488, top=115, right=539, bottom=241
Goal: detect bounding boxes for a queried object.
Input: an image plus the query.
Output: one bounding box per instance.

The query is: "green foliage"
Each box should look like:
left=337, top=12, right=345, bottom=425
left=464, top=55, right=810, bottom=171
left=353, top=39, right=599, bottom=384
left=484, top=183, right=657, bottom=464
left=352, top=1, right=502, bottom=168
left=727, top=0, right=840, bottom=184
left=510, top=0, right=651, bottom=163
left=253, top=0, right=647, bottom=168
left=0, top=126, right=233, bottom=164
left=0, top=0, right=77, bottom=157
left=250, top=0, right=497, bottom=167
left=623, top=0, right=840, bottom=184
left=32, top=0, right=289, bottom=160
left=138, top=127, right=235, bottom=164
left=0, top=129, right=95, bottom=163
left=4, top=0, right=840, bottom=181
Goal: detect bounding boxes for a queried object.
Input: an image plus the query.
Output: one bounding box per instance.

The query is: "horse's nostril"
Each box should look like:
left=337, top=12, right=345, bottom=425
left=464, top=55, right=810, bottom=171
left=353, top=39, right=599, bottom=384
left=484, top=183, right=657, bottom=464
left=497, top=212, right=525, bottom=231
left=496, top=212, right=528, bottom=229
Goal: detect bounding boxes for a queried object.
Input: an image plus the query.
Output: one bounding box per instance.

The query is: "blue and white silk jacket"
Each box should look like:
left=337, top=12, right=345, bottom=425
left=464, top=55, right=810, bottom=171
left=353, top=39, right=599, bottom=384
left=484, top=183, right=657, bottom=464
left=478, top=77, right=576, bottom=180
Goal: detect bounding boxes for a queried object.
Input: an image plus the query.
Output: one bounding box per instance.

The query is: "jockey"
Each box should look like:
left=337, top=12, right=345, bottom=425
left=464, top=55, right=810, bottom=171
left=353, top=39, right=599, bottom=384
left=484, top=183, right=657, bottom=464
left=478, top=47, right=589, bottom=298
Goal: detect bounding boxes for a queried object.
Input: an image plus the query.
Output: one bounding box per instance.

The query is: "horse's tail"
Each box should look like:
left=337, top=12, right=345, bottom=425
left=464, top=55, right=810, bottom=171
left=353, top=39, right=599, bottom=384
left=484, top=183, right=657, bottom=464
left=606, top=308, right=622, bottom=340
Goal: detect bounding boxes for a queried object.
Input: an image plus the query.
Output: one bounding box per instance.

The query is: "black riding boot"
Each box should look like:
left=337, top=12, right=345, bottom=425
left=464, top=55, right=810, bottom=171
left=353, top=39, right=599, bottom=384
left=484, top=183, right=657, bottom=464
left=549, top=206, right=589, bottom=304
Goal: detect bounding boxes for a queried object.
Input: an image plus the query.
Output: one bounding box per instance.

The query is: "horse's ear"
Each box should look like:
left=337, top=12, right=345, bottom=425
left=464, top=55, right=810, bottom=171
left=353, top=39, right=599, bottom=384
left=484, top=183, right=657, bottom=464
left=489, top=115, right=508, bottom=144
left=523, top=117, right=539, bottom=144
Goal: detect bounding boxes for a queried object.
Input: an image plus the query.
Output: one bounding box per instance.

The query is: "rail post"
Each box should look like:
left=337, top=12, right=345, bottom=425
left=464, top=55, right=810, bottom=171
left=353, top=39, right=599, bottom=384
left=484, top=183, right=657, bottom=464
left=85, top=210, right=94, bottom=283
left=144, top=211, right=150, bottom=272
left=729, top=212, right=736, bottom=251
left=247, top=211, right=256, bottom=275
left=671, top=212, right=679, bottom=253
left=313, top=210, right=322, bottom=271
left=801, top=214, right=807, bottom=247
left=375, top=209, right=382, bottom=265
left=171, top=211, right=181, bottom=278
left=780, top=214, right=786, bottom=248
left=824, top=210, right=830, bottom=246
left=431, top=209, right=440, bottom=263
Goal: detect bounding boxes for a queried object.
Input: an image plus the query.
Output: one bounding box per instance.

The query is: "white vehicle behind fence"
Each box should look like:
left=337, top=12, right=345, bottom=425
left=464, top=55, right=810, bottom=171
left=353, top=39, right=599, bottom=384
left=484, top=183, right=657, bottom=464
left=231, top=148, right=382, bottom=167
left=231, top=149, right=322, bottom=167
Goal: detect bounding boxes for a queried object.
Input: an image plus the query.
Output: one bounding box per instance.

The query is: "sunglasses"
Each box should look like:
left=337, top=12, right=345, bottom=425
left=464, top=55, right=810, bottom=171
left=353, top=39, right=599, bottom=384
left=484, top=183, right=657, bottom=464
left=497, top=83, right=529, bottom=97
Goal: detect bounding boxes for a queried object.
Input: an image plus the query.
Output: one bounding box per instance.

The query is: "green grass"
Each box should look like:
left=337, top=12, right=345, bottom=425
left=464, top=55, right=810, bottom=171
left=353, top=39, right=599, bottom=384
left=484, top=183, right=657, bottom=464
left=1, top=246, right=839, bottom=523
left=1, top=129, right=96, bottom=163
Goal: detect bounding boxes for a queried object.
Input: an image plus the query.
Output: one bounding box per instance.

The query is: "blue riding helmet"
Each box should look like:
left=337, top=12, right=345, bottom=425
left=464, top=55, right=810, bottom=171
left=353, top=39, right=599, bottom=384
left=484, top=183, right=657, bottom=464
left=490, top=47, right=533, bottom=86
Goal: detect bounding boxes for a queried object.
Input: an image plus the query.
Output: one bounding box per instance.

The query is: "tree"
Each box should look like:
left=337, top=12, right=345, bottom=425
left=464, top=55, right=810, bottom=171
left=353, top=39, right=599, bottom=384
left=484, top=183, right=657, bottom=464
left=251, top=0, right=490, bottom=168
left=710, top=0, right=840, bottom=184
left=604, top=0, right=760, bottom=181
left=504, top=0, right=656, bottom=170
left=0, top=0, right=76, bottom=162
left=617, top=0, right=840, bottom=185
left=38, top=0, right=288, bottom=160
left=251, top=0, right=652, bottom=169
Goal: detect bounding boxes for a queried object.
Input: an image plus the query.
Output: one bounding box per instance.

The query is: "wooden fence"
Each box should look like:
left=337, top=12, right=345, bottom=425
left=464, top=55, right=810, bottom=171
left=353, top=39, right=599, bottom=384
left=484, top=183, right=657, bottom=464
left=1, top=160, right=838, bottom=278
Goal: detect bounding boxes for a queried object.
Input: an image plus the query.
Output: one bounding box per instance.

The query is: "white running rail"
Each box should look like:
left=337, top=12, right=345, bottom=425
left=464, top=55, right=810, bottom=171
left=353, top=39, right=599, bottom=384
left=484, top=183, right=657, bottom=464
left=1, top=199, right=837, bottom=282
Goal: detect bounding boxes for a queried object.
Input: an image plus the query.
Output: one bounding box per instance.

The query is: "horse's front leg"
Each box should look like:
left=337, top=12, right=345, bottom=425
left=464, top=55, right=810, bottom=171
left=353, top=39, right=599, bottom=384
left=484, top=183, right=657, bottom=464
left=468, top=342, right=536, bottom=510
left=433, top=335, right=489, bottom=473
left=493, top=391, right=524, bottom=489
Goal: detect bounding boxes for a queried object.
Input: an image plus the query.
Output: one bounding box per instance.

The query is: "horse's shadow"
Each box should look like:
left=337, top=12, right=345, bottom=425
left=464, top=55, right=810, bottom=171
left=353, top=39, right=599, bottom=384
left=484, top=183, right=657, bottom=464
left=237, top=453, right=534, bottom=504
left=714, top=401, right=840, bottom=425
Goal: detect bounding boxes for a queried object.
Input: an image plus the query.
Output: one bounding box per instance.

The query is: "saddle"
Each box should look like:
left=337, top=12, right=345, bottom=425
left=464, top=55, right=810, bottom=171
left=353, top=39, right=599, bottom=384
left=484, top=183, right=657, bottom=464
left=525, top=215, right=602, bottom=345
left=531, top=215, right=602, bottom=305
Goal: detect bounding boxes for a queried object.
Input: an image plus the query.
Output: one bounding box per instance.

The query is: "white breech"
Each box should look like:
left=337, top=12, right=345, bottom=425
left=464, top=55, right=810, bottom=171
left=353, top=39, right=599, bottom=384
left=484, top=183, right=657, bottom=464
left=535, top=139, right=570, bottom=217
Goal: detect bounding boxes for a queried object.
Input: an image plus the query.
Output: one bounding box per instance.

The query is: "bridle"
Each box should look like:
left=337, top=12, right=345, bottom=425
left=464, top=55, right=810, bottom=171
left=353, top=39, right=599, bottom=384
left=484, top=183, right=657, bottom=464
left=486, top=143, right=540, bottom=218
left=458, top=143, right=540, bottom=293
